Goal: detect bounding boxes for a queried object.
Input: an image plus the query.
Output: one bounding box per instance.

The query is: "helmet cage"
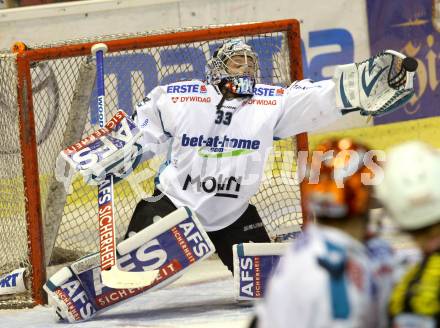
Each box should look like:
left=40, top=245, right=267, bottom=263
left=206, top=39, right=258, bottom=95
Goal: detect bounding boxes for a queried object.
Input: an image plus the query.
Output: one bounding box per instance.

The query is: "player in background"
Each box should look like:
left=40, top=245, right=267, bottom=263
left=376, top=141, right=440, bottom=327
left=252, top=138, right=396, bottom=328
left=82, top=40, right=414, bottom=273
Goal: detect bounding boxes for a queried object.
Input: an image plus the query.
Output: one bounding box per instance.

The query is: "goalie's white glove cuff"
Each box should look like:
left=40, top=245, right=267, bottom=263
left=333, top=62, right=361, bottom=110
left=333, top=50, right=416, bottom=117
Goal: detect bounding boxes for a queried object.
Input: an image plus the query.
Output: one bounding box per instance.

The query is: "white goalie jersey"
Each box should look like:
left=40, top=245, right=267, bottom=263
left=134, top=79, right=341, bottom=231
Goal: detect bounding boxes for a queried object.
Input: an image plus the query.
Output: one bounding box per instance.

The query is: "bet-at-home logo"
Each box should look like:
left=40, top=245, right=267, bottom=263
left=182, top=174, right=242, bottom=198
left=181, top=133, right=261, bottom=158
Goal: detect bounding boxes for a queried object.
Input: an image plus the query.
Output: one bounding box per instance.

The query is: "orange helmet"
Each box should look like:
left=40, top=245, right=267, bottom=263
left=304, top=138, right=376, bottom=220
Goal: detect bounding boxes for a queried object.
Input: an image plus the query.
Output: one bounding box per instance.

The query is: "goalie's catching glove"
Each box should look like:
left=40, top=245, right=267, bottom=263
left=333, top=50, right=417, bottom=117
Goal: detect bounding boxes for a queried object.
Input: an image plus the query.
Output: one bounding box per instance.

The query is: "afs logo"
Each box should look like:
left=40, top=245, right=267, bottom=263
left=239, top=257, right=261, bottom=298
left=92, top=219, right=213, bottom=308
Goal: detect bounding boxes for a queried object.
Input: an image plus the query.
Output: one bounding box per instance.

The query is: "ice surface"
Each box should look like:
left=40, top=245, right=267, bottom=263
left=0, top=259, right=255, bottom=328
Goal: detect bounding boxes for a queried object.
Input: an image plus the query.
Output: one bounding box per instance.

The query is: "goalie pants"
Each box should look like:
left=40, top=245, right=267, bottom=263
left=125, top=189, right=270, bottom=272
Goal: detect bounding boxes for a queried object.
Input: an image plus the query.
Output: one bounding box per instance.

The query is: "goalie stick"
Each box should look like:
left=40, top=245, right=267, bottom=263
left=91, top=43, right=158, bottom=289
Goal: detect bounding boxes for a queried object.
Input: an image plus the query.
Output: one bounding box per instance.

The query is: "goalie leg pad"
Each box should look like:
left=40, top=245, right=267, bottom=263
left=44, top=207, right=215, bottom=322
left=233, top=243, right=289, bottom=301
left=43, top=267, right=97, bottom=323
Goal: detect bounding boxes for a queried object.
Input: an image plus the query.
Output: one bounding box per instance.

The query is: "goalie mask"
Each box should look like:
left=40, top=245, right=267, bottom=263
left=304, top=138, right=376, bottom=220
left=206, top=39, right=258, bottom=96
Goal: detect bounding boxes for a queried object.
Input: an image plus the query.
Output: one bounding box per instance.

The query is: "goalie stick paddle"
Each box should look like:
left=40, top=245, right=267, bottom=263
left=91, top=43, right=158, bottom=289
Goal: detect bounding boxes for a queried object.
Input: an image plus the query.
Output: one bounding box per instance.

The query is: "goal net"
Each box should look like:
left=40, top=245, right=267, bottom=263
left=0, top=19, right=306, bottom=308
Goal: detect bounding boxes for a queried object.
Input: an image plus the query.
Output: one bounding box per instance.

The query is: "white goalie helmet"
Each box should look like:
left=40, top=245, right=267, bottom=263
left=206, top=39, right=258, bottom=96
left=376, top=141, right=440, bottom=230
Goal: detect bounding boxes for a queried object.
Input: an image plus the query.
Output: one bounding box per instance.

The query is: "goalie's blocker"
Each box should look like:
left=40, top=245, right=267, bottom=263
left=333, top=50, right=417, bottom=117
left=57, top=110, right=147, bottom=185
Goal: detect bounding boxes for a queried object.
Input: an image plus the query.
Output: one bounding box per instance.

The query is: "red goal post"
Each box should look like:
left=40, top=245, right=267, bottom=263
left=0, top=19, right=307, bottom=308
